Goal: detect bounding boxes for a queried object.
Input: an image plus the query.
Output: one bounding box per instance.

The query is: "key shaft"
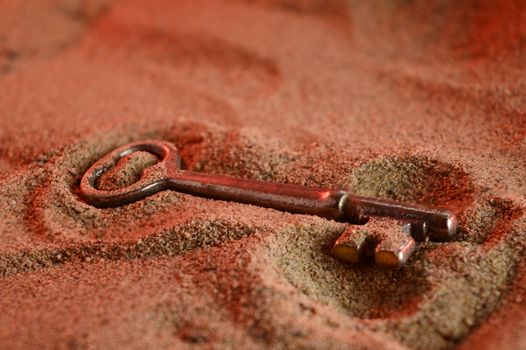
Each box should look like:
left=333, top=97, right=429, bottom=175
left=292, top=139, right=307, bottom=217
left=165, top=170, right=456, bottom=240
left=168, top=170, right=344, bottom=220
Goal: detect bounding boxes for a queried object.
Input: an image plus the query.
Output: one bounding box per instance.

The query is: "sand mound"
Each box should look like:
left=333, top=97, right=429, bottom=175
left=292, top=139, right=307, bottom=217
left=0, top=1, right=525, bottom=349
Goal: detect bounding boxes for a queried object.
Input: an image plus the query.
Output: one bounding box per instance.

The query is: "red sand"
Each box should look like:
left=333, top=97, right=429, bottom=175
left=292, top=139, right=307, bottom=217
left=0, top=0, right=525, bottom=349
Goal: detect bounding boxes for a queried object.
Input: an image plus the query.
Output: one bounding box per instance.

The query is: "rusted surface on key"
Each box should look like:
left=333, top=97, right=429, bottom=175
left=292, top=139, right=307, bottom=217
left=79, top=140, right=458, bottom=266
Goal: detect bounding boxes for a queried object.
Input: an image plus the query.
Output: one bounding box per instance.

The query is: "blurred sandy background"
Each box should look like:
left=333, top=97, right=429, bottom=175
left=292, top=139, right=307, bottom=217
left=0, top=1, right=525, bottom=349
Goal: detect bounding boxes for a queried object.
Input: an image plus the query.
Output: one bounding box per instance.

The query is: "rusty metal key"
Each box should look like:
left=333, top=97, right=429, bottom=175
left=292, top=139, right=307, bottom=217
left=80, top=140, right=458, bottom=247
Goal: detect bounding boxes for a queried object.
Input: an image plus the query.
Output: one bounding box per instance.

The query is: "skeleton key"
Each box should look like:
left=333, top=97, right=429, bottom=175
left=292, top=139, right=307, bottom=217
left=80, top=140, right=458, bottom=265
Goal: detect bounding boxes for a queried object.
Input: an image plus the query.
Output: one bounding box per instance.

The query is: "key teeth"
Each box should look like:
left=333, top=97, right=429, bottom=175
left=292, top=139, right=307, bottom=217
left=331, top=219, right=418, bottom=267
left=374, top=236, right=416, bottom=268
left=331, top=228, right=369, bottom=264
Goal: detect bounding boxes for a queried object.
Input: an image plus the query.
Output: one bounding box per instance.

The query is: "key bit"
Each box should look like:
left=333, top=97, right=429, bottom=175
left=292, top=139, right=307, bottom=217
left=331, top=227, right=370, bottom=264
left=374, top=230, right=416, bottom=267
left=332, top=218, right=417, bottom=267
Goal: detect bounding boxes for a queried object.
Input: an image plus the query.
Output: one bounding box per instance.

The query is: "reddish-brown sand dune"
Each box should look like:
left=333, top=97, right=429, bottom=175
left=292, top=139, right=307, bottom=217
left=0, top=0, right=525, bottom=349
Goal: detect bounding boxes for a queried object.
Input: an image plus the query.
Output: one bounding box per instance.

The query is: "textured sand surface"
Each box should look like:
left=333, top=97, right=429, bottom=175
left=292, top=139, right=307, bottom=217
left=0, top=0, right=525, bottom=349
